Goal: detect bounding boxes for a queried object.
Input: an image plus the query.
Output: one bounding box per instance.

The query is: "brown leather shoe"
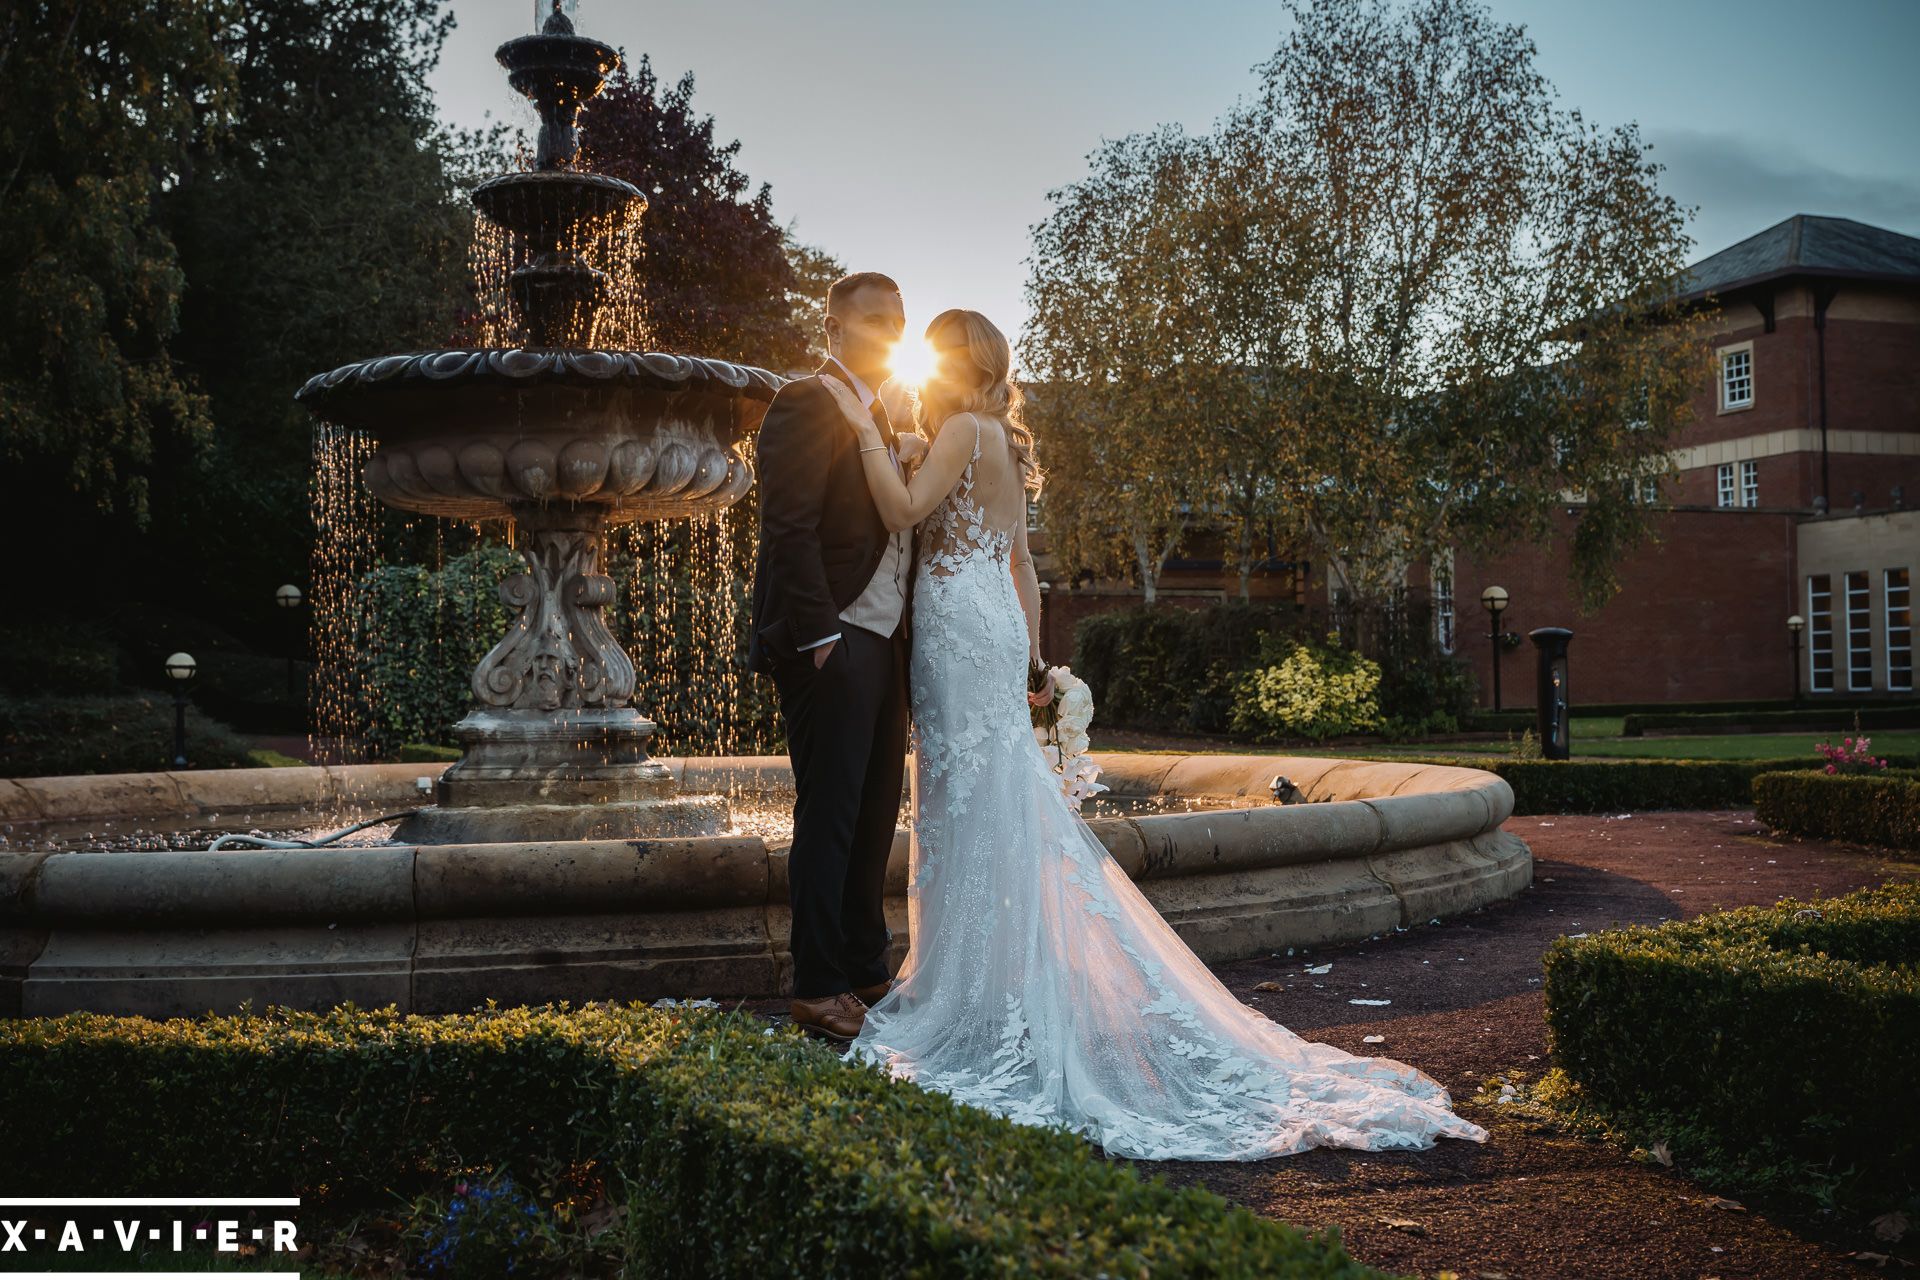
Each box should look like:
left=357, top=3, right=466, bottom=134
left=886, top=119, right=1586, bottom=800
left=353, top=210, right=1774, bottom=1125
left=789, top=991, right=867, bottom=1042
left=852, top=978, right=894, bottom=1007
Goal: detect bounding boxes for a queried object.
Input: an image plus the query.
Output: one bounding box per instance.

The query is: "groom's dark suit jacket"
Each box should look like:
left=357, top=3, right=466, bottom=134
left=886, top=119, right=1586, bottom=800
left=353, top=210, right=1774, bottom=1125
left=747, top=360, right=906, bottom=675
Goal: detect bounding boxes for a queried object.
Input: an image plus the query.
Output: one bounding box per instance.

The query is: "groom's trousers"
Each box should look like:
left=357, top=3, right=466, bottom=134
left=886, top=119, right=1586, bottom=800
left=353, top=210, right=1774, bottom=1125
left=772, top=621, right=908, bottom=999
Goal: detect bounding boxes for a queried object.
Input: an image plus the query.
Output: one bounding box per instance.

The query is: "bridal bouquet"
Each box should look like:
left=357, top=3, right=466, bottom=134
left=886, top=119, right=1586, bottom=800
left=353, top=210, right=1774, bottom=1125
left=1030, top=662, right=1109, bottom=804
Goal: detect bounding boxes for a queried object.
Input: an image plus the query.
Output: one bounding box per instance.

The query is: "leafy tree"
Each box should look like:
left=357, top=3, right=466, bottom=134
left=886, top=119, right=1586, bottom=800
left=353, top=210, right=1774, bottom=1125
left=1026, top=0, right=1712, bottom=613
left=154, top=0, right=485, bottom=620
left=1024, top=128, right=1218, bottom=604
left=580, top=56, right=828, bottom=372
left=0, top=0, right=234, bottom=529
left=1232, top=0, right=1711, bottom=609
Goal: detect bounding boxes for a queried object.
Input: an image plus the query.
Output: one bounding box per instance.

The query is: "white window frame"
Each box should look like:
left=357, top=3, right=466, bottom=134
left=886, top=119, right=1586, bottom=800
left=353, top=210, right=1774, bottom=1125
left=1716, top=462, right=1736, bottom=508
left=1888, top=568, right=1913, bottom=693
left=1638, top=476, right=1660, bottom=505
left=1739, top=459, right=1759, bottom=507
left=1431, top=549, right=1456, bottom=655
left=1719, top=342, right=1754, bottom=413
left=1807, top=574, right=1834, bottom=694
left=1845, top=570, right=1873, bottom=692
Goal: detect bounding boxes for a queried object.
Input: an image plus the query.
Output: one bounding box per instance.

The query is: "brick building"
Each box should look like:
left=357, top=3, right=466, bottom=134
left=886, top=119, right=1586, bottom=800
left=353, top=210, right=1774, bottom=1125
left=1032, top=215, right=1920, bottom=707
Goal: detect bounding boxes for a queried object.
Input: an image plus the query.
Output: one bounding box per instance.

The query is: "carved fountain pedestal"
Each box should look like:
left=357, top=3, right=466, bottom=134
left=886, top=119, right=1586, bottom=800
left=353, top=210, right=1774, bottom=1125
left=405, top=500, right=728, bottom=844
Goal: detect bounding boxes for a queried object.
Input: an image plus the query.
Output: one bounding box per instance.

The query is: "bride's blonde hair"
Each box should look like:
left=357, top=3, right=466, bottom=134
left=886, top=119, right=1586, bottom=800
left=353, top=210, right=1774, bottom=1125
left=914, top=309, right=1043, bottom=494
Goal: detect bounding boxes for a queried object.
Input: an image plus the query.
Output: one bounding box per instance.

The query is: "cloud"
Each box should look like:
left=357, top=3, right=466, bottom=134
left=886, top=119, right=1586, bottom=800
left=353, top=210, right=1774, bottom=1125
left=1646, top=127, right=1920, bottom=257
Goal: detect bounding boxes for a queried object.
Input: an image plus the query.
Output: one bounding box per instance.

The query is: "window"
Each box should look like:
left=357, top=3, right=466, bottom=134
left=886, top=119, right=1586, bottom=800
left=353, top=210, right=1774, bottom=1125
left=1888, top=569, right=1913, bottom=692
left=1716, top=463, right=1736, bottom=508
left=1739, top=460, right=1759, bottom=507
left=1807, top=574, right=1833, bottom=693
left=1719, top=344, right=1753, bottom=411
left=1639, top=476, right=1660, bottom=504
left=1846, top=570, right=1873, bottom=691
left=1431, top=550, right=1456, bottom=655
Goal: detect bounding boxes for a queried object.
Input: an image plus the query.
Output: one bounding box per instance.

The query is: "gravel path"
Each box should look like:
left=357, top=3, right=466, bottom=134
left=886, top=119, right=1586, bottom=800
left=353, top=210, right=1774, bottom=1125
left=1134, top=811, right=1920, bottom=1279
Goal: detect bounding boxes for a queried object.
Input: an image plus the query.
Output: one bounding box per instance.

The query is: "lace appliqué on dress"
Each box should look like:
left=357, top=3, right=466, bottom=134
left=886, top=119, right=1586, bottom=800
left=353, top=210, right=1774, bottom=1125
left=846, top=414, right=1491, bottom=1161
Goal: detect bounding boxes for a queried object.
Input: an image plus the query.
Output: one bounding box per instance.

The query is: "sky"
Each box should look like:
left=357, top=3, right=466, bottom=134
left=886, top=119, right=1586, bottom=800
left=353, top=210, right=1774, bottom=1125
left=428, top=0, right=1920, bottom=357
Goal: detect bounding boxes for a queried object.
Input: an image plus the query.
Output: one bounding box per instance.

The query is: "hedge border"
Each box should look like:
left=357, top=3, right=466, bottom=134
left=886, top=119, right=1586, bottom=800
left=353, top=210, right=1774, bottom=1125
left=1753, top=769, right=1920, bottom=851
left=1541, top=882, right=1920, bottom=1212
left=0, top=1003, right=1390, bottom=1280
left=1371, top=755, right=1920, bottom=815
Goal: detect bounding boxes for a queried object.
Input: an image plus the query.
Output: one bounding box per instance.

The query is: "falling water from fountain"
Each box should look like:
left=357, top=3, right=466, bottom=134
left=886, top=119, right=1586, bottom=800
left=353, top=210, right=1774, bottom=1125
left=296, top=0, right=781, bottom=840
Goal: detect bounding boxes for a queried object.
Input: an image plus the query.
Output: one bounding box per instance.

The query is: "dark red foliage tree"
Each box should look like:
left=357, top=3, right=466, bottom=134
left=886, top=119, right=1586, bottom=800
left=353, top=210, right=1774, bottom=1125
left=580, top=56, right=832, bottom=373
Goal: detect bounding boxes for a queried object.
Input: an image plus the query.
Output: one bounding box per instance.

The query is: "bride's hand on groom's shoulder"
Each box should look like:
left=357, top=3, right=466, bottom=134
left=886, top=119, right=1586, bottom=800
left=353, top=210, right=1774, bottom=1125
left=819, top=375, right=880, bottom=439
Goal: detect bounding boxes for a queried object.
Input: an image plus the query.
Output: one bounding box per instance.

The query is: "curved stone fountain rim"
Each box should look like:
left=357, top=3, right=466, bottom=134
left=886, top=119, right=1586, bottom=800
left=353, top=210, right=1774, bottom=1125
left=0, top=754, right=1529, bottom=1018
left=0, top=753, right=1513, bottom=846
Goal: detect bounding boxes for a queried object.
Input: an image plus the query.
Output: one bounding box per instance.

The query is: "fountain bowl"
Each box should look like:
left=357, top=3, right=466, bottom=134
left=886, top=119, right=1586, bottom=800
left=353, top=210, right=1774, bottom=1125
left=296, top=348, right=779, bottom=523
left=0, top=754, right=1533, bottom=1017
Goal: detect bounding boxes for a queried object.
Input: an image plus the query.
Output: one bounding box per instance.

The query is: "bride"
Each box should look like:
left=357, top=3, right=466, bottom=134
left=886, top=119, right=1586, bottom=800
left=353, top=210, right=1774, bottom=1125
left=815, top=309, right=1488, bottom=1161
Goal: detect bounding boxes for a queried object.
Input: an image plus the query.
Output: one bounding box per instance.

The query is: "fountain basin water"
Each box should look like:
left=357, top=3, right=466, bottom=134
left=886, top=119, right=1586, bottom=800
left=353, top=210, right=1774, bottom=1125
left=0, top=755, right=1530, bottom=1018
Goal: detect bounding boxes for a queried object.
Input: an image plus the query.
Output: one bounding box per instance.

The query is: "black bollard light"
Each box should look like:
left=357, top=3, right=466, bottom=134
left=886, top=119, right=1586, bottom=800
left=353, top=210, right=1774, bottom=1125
left=1529, top=628, right=1573, bottom=760
left=1480, top=586, right=1521, bottom=710
left=164, top=652, right=198, bottom=769
left=276, top=583, right=304, bottom=701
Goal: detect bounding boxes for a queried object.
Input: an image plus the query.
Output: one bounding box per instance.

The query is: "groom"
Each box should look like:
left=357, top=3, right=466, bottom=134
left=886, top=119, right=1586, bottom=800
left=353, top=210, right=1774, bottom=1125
left=748, top=271, right=920, bottom=1042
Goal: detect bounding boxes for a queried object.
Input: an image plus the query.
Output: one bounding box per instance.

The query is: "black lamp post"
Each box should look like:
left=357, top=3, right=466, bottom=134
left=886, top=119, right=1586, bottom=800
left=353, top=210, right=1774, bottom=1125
left=1787, top=614, right=1804, bottom=705
left=276, top=583, right=304, bottom=701
left=1481, top=585, right=1514, bottom=711
left=164, top=652, right=197, bottom=769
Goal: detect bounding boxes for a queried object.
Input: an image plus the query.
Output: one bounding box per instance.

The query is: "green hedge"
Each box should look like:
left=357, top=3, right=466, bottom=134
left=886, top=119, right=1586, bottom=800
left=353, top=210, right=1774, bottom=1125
left=1074, top=602, right=1302, bottom=733
left=1073, top=602, right=1474, bottom=737
left=0, top=1003, right=1388, bottom=1279
left=1542, top=882, right=1920, bottom=1212
left=1375, top=755, right=1900, bottom=815
left=355, top=544, right=521, bottom=757
left=1623, top=706, right=1920, bottom=737
left=0, top=694, right=261, bottom=778
left=0, top=618, right=122, bottom=696
left=1753, top=769, right=1920, bottom=851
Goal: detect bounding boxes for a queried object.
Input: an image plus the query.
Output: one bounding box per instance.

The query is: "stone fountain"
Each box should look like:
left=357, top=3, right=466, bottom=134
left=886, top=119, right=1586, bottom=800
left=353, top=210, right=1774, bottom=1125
left=0, top=2, right=1537, bottom=1019
left=294, top=2, right=779, bottom=845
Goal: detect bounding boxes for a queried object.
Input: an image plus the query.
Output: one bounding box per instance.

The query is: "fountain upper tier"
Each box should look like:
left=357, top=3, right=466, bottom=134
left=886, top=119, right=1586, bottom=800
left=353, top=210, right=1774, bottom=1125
left=293, top=349, right=779, bottom=524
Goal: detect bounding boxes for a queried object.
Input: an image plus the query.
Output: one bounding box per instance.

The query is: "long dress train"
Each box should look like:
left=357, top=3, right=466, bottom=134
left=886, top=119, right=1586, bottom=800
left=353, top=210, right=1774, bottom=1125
left=847, top=418, right=1488, bottom=1160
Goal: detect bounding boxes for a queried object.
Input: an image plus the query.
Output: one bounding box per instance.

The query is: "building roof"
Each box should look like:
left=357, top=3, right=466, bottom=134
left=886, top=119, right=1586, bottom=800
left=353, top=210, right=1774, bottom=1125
left=1677, top=214, right=1920, bottom=302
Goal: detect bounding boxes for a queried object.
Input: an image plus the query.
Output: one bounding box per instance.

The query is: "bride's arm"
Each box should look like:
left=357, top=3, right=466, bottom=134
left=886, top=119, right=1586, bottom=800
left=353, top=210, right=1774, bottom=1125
left=1011, top=517, right=1044, bottom=666
left=1012, top=517, right=1055, bottom=704
left=821, top=382, right=973, bottom=532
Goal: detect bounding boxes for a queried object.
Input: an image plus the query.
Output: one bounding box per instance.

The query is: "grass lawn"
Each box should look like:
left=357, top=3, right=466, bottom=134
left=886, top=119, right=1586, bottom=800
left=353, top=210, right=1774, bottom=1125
left=1564, top=728, right=1920, bottom=760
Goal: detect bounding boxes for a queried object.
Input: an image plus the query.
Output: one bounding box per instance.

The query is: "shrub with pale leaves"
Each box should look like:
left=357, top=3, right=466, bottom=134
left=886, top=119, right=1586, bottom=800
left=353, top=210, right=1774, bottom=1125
left=1231, top=634, right=1385, bottom=740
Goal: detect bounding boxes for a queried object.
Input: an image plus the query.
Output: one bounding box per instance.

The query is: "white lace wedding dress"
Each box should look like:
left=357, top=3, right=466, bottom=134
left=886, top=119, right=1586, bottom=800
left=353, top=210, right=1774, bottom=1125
left=846, top=418, right=1488, bottom=1161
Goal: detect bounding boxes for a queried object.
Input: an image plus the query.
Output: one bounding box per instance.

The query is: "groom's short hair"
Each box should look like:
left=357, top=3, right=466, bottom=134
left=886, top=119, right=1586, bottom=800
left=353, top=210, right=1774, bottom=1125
left=826, top=271, right=900, bottom=316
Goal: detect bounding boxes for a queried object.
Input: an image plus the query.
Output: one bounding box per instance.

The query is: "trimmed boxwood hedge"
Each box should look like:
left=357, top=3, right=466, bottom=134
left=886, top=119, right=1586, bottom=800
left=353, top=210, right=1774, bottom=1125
left=1374, top=755, right=1920, bottom=815
left=1753, top=769, right=1920, bottom=851
left=1542, top=882, right=1920, bottom=1210
left=0, top=693, right=263, bottom=778
left=0, top=1002, right=1391, bottom=1279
